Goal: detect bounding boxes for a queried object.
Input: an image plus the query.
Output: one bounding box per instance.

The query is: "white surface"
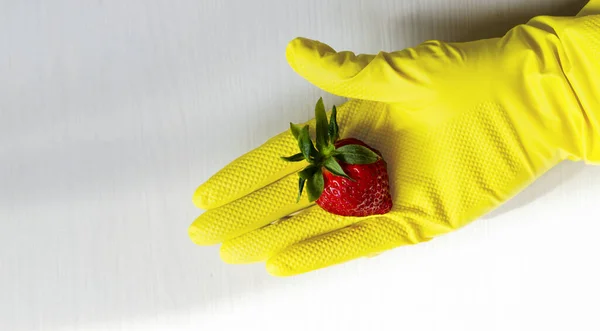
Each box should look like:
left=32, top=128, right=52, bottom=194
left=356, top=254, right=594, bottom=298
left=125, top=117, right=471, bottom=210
left=1, top=0, right=598, bottom=330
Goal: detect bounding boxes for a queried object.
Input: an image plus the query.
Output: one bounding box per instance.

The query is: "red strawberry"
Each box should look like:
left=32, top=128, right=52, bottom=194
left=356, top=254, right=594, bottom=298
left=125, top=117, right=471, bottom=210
left=318, top=138, right=392, bottom=216
left=281, top=98, right=393, bottom=217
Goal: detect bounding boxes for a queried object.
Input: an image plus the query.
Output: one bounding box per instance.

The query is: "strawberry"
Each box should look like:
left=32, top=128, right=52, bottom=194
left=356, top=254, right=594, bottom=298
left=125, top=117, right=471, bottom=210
left=281, top=98, right=393, bottom=216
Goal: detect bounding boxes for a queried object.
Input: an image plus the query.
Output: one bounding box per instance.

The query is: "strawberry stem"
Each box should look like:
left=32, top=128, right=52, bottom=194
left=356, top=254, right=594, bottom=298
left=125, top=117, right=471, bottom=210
left=282, top=98, right=381, bottom=202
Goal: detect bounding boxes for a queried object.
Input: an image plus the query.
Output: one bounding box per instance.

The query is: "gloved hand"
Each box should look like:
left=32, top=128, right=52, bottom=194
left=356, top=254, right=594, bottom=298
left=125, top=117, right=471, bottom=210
left=189, top=0, right=600, bottom=276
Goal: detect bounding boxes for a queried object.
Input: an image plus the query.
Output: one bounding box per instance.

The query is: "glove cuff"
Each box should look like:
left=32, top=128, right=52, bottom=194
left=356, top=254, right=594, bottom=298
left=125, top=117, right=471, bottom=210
left=560, top=15, right=600, bottom=162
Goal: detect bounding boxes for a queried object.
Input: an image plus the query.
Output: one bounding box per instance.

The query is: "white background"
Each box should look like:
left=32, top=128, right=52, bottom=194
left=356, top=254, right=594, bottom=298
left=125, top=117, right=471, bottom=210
left=1, top=0, right=599, bottom=330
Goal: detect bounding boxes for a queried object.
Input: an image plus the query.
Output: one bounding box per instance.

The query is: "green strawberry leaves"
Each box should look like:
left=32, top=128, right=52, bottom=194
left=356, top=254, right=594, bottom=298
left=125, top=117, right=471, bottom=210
left=334, top=144, right=380, bottom=164
left=298, top=165, right=319, bottom=179
left=297, top=165, right=321, bottom=202
left=282, top=97, right=381, bottom=203
left=280, top=153, right=305, bottom=162
left=306, top=168, right=324, bottom=202
left=328, top=105, right=339, bottom=144
left=314, top=98, right=329, bottom=152
left=297, top=177, right=306, bottom=202
left=298, top=125, right=318, bottom=161
left=323, top=157, right=351, bottom=180
left=290, top=123, right=303, bottom=140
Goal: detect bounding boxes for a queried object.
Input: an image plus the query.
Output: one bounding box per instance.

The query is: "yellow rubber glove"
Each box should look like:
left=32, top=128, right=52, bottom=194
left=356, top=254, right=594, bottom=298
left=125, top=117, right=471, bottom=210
left=189, top=0, right=600, bottom=276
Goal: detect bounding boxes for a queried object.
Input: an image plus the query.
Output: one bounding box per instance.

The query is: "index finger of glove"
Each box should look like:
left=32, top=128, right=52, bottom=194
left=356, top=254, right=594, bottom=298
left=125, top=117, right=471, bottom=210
left=193, top=98, right=369, bottom=210
left=193, top=127, right=307, bottom=210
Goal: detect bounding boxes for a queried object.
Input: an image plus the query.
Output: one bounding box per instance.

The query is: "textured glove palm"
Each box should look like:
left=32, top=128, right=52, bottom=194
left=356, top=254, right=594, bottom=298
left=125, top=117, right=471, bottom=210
left=189, top=1, right=600, bottom=276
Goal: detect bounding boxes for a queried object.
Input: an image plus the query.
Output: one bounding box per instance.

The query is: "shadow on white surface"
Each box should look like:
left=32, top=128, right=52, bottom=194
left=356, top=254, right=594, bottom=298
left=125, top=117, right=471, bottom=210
left=404, top=0, right=584, bottom=43
left=484, top=162, right=587, bottom=220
